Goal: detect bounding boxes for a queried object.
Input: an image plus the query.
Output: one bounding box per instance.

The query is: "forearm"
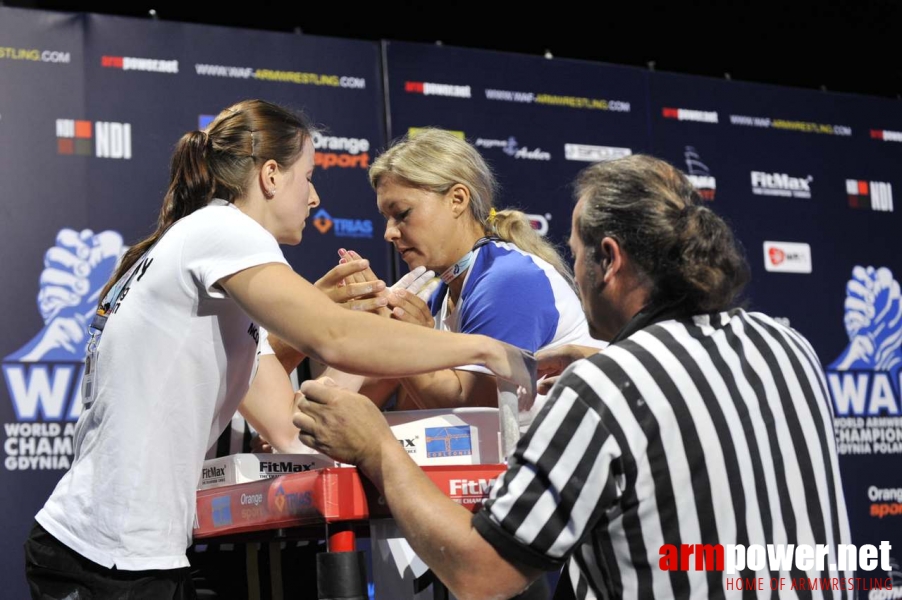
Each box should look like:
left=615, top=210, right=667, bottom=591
left=238, top=356, right=305, bottom=453
left=268, top=334, right=307, bottom=374
left=360, top=441, right=536, bottom=598
left=227, top=265, right=494, bottom=378
left=400, top=369, right=497, bottom=409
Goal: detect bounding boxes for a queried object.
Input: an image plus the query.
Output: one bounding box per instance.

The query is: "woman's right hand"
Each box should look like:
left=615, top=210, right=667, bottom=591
left=314, top=259, right=389, bottom=313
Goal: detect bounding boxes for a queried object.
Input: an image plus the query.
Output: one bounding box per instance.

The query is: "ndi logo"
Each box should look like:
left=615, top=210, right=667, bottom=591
left=56, top=119, right=132, bottom=159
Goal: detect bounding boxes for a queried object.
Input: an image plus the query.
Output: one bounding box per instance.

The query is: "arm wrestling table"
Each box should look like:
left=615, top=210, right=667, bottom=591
left=194, top=464, right=507, bottom=599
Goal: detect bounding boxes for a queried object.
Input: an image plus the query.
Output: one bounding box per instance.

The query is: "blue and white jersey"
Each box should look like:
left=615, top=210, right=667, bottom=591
left=428, top=240, right=605, bottom=427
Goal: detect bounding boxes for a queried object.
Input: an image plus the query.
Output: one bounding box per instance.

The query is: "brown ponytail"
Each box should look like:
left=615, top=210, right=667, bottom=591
left=99, top=99, right=313, bottom=302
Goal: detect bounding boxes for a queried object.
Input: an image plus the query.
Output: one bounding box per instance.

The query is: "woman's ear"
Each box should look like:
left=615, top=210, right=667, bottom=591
left=447, top=184, right=471, bottom=218
left=259, top=159, right=279, bottom=198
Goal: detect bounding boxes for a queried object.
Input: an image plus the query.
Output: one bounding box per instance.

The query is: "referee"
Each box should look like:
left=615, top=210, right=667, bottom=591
left=293, top=154, right=852, bottom=599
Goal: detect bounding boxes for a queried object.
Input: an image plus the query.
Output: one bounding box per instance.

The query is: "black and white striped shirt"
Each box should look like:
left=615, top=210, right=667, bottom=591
left=474, top=308, right=852, bottom=599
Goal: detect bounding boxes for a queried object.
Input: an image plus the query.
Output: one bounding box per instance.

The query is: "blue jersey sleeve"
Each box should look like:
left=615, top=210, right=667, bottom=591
left=457, top=248, right=559, bottom=352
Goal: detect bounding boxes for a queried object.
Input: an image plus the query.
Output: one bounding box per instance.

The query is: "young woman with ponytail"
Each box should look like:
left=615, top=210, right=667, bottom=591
left=25, top=101, right=532, bottom=599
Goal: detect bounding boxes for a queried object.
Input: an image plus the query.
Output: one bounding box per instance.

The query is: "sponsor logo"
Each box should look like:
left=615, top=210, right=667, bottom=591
left=474, top=136, right=550, bottom=160
left=484, top=88, right=630, bottom=112
left=683, top=146, right=716, bottom=201
left=202, top=465, right=227, bottom=481
left=847, top=180, right=894, bottom=212
left=564, top=144, right=631, bottom=163
left=449, top=478, right=495, bottom=496
left=0, top=47, right=71, bottom=64
left=425, top=426, right=472, bottom=458
left=871, top=130, right=902, bottom=143
left=869, top=487, right=902, bottom=519
left=526, top=213, right=550, bottom=236
left=405, top=81, right=471, bottom=98
left=829, top=266, right=902, bottom=455
left=100, top=55, right=178, bottom=73
left=310, top=208, right=373, bottom=239
left=194, top=63, right=365, bottom=88
left=3, top=229, right=125, bottom=471
left=662, top=107, right=719, bottom=123
left=396, top=434, right=419, bottom=455
left=211, top=496, right=233, bottom=527
left=311, top=132, right=370, bottom=170
left=259, top=460, right=314, bottom=474
left=273, top=484, right=313, bottom=514
left=750, top=171, right=813, bottom=198
left=763, top=241, right=812, bottom=274
left=448, top=477, right=495, bottom=505
left=730, top=114, right=852, bottom=136
left=56, top=119, right=132, bottom=159
left=240, top=492, right=264, bottom=506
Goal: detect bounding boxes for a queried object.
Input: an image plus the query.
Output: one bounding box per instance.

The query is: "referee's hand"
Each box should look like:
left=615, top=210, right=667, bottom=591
left=293, top=377, right=394, bottom=468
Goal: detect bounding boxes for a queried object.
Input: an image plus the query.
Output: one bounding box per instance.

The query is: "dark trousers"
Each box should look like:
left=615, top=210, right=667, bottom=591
left=24, top=521, right=196, bottom=600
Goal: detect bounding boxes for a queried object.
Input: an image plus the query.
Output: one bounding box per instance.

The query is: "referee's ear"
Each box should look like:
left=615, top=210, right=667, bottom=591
left=598, top=236, right=623, bottom=281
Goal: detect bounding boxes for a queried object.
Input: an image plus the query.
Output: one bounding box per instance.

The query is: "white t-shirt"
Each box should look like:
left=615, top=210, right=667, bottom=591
left=36, top=201, right=288, bottom=570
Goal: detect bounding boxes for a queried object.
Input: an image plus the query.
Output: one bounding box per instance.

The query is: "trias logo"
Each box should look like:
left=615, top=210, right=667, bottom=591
left=312, top=132, right=370, bottom=170
left=101, top=55, right=178, bottom=74
left=564, top=144, right=631, bottom=163
left=870, top=129, right=902, bottom=143
left=750, top=171, right=812, bottom=198
left=56, top=119, right=132, bottom=159
left=683, top=146, right=716, bottom=201
left=662, top=107, right=719, bottom=124
left=763, top=241, right=812, bottom=274
left=310, top=208, right=373, bottom=239
left=846, top=180, right=894, bottom=212
left=404, top=81, right=471, bottom=98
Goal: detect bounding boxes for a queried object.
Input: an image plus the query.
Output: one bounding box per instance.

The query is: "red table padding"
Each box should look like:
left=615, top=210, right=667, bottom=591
left=194, top=465, right=506, bottom=539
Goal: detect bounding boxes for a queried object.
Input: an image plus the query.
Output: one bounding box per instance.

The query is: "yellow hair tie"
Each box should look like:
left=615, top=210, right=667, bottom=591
left=487, top=207, right=498, bottom=224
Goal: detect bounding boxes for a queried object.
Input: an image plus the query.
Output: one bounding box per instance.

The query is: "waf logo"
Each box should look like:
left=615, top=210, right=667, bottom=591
left=425, top=425, right=472, bottom=458
left=56, top=119, right=132, bottom=159
left=662, top=107, right=718, bottom=124
left=828, top=266, right=902, bottom=418
left=2, top=228, right=125, bottom=471
left=404, top=81, right=471, bottom=98
left=763, top=241, right=812, bottom=273
left=312, top=132, right=370, bottom=170
left=846, top=180, right=894, bottom=212
left=310, top=209, right=373, bottom=239
left=683, top=146, right=716, bottom=201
